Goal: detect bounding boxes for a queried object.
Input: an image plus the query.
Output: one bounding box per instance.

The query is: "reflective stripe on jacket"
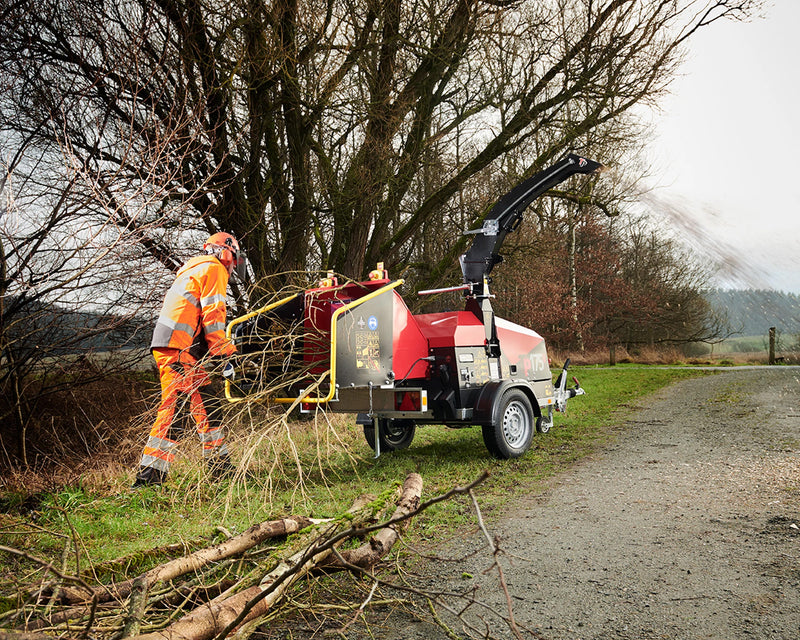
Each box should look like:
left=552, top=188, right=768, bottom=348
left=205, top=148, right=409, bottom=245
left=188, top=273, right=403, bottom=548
left=150, top=255, right=236, bottom=357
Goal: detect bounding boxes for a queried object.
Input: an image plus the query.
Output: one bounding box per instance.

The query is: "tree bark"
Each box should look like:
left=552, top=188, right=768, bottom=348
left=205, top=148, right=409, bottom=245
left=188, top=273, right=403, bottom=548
left=53, top=516, right=315, bottom=605
left=568, top=206, right=585, bottom=352
left=324, top=472, right=423, bottom=569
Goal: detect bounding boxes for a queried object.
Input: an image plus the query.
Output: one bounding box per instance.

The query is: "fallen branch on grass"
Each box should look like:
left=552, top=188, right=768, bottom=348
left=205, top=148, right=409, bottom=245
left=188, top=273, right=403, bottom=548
left=2, top=473, right=426, bottom=640
left=48, top=515, right=319, bottom=606
left=132, top=473, right=424, bottom=640
left=2, top=471, right=519, bottom=640
left=0, top=545, right=99, bottom=638
left=321, top=471, right=423, bottom=569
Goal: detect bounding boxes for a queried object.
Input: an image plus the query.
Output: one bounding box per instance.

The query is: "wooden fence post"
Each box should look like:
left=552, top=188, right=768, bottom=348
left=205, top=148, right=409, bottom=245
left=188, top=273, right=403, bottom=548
left=769, top=327, right=776, bottom=365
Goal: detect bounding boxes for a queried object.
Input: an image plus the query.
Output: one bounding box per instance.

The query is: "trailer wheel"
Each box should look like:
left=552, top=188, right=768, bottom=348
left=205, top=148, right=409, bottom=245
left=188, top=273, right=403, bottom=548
left=482, top=389, right=534, bottom=459
left=362, top=418, right=416, bottom=452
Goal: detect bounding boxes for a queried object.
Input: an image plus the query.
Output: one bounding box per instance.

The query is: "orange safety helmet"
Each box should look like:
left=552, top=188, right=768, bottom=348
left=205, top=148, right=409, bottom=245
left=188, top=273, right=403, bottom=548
left=203, top=232, right=245, bottom=279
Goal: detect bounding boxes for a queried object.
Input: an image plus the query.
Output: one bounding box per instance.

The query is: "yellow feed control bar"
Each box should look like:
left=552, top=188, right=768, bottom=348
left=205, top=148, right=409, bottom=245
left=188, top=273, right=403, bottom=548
left=224, top=280, right=404, bottom=404
left=224, top=293, right=300, bottom=403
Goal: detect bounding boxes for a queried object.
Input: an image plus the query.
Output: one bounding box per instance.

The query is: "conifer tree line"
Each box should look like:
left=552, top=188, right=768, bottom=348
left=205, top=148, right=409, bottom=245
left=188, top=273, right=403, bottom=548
left=705, top=290, right=800, bottom=338
left=0, top=0, right=760, bottom=400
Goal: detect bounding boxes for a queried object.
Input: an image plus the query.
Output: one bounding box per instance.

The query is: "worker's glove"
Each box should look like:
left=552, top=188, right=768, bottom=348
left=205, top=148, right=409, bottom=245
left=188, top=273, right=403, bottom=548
left=222, top=362, right=235, bottom=381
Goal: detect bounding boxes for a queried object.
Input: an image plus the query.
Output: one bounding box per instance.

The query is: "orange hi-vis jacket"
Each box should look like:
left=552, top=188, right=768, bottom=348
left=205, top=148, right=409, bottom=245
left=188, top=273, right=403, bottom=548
left=150, top=255, right=237, bottom=358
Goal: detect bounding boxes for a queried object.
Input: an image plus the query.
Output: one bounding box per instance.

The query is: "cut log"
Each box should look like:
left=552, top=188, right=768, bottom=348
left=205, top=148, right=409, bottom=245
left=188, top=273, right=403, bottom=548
left=132, top=544, right=333, bottom=640
left=53, top=516, right=316, bottom=605
left=324, top=472, right=423, bottom=569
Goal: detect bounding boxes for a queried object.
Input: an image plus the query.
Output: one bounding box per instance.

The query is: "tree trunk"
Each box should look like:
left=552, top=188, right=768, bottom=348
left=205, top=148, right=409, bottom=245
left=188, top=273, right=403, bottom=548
left=568, top=207, right=584, bottom=352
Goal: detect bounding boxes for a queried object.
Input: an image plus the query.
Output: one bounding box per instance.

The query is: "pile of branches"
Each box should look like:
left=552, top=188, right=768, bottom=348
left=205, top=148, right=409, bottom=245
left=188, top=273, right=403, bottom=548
left=1, top=474, right=426, bottom=640
left=1, top=472, right=525, bottom=640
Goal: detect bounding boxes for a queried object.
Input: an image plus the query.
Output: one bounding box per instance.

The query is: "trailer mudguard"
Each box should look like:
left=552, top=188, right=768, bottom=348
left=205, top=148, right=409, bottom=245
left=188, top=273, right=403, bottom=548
left=473, top=380, right=541, bottom=426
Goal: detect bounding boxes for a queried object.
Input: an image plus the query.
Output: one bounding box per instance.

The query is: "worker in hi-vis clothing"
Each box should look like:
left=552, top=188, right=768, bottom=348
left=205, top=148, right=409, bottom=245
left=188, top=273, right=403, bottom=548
left=133, top=232, right=245, bottom=488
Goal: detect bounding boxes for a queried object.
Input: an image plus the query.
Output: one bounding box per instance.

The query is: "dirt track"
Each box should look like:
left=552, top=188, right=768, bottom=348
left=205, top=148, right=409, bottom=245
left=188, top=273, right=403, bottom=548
left=386, top=368, right=800, bottom=639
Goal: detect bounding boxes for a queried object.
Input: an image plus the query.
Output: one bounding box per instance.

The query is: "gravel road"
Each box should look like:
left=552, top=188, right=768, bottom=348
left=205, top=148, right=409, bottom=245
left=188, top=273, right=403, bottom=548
left=384, top=368, right=800, bottom=640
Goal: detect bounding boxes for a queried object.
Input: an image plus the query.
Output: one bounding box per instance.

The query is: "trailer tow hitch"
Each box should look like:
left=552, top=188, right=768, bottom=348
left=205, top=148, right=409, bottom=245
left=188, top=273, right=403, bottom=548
left=554, top=358, right=585, bottom=413
left=537, top=359, right=583, bottom=434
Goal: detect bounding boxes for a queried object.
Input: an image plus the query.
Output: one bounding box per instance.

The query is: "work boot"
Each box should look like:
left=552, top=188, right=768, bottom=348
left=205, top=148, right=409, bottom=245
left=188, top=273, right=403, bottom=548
left=207, top=454, right=237, bottom=480
left=131, top=466, right=166, bottom=489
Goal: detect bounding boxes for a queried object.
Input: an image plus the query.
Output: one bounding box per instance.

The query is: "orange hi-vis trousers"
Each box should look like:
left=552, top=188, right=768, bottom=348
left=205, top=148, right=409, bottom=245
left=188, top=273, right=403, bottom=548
left=137, top=348, right=229, bottom=475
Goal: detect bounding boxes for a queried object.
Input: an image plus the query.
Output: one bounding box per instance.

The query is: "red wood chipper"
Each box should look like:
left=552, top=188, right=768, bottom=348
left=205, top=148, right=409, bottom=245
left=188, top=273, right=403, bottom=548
left=225, top=154, right=602, bottom=458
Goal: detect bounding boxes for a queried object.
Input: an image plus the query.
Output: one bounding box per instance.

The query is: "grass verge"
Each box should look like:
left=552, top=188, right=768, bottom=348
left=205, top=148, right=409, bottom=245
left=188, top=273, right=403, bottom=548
left=0, top=366, right=711, bottom=580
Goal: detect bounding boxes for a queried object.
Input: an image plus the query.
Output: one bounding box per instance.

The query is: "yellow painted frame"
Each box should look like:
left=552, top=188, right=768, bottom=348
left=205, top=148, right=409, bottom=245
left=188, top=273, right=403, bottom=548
left=224, top=280, right=404, bottom=404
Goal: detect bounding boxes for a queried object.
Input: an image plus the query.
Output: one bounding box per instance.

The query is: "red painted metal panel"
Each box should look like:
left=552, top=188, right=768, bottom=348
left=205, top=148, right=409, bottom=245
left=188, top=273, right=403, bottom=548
left=413, top=311, right=486, bottom=347
left=495, top=317, right=544, bottom=360
left=301, top=279, right=431, bottom=382
left=302, top=280, right=389, bottom=370
left=390, top=292, right=429, bottom=380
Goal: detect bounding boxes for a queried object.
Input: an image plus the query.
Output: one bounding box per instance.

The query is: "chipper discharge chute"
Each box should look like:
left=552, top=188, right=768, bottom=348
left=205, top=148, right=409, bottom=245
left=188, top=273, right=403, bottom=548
left=226, top=154, right=601, bottom=458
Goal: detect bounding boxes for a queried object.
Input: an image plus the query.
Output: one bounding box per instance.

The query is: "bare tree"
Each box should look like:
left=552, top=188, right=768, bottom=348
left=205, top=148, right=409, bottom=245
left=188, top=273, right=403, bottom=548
left=0, top=0, right=762, bottom=283
left=494, top=208, right=728, bottom=354
left=0, top=0, right=760, bottom=466
left=606, top=216, right=729, bottom=349
left=0, top=140, right=168, bottom=467
left=0, top=90, right=228, bottom=469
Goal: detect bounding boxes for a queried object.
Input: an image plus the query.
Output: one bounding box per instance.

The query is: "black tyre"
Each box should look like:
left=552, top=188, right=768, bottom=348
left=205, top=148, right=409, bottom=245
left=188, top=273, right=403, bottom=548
left=482, top=389, right=534, bottom=459
left=362, top=418, right=416, bottom=452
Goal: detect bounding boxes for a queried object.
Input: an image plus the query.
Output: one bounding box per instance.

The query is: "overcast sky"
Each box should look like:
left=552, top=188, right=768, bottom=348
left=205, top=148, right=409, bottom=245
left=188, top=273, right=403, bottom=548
left=643, top=0, right=799, bottom=293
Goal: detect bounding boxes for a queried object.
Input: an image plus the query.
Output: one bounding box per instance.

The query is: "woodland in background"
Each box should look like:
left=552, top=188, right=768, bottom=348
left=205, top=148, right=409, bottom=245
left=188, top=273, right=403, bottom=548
left=1, top=0, right=764, bottom=471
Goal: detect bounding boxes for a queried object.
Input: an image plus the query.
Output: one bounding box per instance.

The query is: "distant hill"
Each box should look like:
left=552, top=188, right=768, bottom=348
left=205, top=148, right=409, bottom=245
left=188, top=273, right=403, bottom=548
left=2, top=296, right=151, bottom=355
left=704, top=289, right=800, bottom=337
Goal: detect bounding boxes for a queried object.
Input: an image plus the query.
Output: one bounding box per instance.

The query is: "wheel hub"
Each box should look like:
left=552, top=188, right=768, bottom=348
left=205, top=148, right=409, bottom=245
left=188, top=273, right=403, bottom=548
left=502, top=401, right=529, bottom=448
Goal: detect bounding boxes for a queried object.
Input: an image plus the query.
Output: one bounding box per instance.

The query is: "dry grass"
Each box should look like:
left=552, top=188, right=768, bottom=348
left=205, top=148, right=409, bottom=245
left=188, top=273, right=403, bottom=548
left=551, top=345, right=686, bottom=366
left=0, top=366, right=367, bottom=509
left=1, top=375, right=153, bottom=493
left=551, top=345, right=796, bottom=367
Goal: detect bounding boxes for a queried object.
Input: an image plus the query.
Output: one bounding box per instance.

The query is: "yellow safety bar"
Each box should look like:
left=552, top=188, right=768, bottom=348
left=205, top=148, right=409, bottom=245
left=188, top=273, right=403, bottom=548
left=224, top=280, right=404, bottom=404
left=224, top=293, right=301, bottom=403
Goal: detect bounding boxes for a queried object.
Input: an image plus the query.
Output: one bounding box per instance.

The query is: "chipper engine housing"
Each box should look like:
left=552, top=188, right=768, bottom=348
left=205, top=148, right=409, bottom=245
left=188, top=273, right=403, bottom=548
left=226, top=154, right=600, bottom=458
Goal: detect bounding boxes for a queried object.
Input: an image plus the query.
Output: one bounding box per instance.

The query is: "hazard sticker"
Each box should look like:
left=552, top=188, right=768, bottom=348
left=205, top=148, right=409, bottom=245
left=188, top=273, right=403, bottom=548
left=355, top=332, right=380, bottom=370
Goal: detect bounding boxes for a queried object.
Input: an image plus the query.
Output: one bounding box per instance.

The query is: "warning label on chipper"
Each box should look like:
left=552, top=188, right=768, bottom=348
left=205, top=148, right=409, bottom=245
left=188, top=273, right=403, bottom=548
left=355, top=332, right=380, bottom=370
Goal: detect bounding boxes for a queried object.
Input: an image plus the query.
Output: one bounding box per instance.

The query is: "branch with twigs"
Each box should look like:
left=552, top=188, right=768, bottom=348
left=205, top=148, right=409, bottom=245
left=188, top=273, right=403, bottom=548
left=0, top=474, right=420, bottom=640
left=0, top=471, right=534, bottom=640
left=318, top=477, right=537, bottom=640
